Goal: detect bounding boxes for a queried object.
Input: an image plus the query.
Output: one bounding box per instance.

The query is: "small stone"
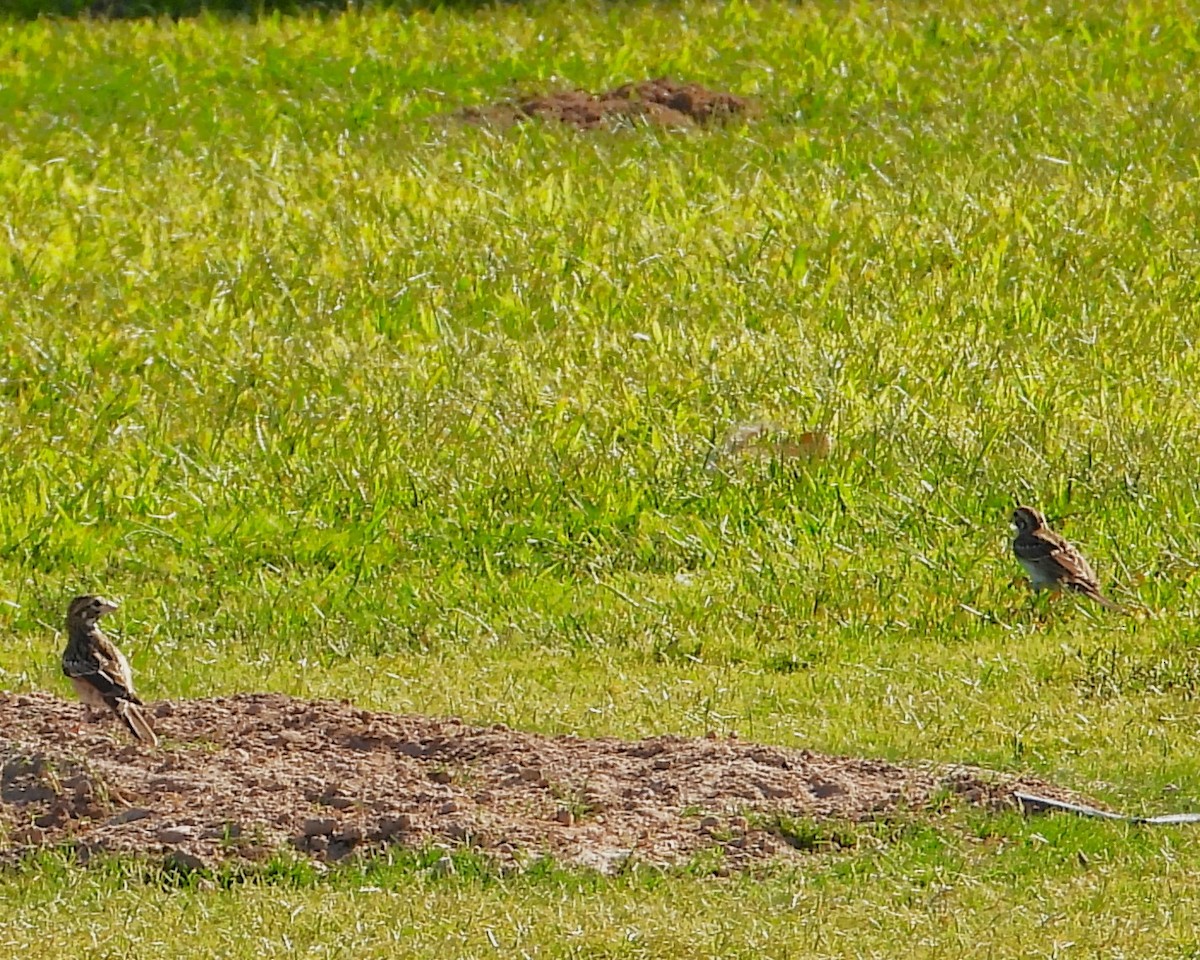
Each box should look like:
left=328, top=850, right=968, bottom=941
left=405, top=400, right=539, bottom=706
left=202, top=822, right=242, bottom=840
left=163, top=849, right=206, bottom=873
left=429, top=770, right=452, bottom=785
left=327, top=839, right=358, bottom=861
left=156, top=825, right=197, bottom=844
left=308, top=835, right=328, bottom=854
left=700, top=816, right=721, bottom=832
left=466, top=829, right=487, bottom=848
left=153, top=701, right=174, bottom=717
left=653, top=758, right=671, bottom=770
left=518, top=767, right=543, bottom=782
left=65, top=776, right=96, bottom=802
left=303, top=818, right=338, bottom=837
left=583, top=791, right=607, bottom=813
left=438, top=801, right=460, bottom=815
left=376, top=814, right=413, bottom=838
left=555, top=808, right=575, bottom=826
left=705, top=730, right=718, bottom=740
left=12, top=826, right=44, bottom=845
left=321, top=795, right=355, bottom=810
left=108, top=808, right=153, bottom=826
left=810, top=779, right=845, bottom=799
left=340, top=825, right=364, bottom=844
left=34, top=810, right=64, bottom=829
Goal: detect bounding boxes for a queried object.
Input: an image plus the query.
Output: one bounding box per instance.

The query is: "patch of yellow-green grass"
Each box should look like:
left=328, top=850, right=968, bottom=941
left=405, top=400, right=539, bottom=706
left=4, top=814, right=1200, bottom=958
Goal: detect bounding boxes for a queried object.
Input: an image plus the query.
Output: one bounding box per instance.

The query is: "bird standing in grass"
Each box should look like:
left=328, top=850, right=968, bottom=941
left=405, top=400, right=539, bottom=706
left=1010, top=506, right=1119, bottom=610
left=61, top=595, right=159, bottom=746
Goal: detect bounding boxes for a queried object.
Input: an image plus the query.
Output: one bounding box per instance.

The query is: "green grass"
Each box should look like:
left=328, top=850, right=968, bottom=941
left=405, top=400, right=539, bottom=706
left=4, top=0, right=1200, bottom=954
left=5, top=814, right=1200, bottom=958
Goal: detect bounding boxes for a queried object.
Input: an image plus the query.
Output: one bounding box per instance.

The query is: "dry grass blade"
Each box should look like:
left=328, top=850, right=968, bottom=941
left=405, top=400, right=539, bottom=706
left=705, top=421, right=833, bottom=472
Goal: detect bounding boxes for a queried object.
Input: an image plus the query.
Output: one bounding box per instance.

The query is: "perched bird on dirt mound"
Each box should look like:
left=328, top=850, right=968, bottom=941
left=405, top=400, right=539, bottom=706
left=61, top=595, right=159, bottom=746
left=1010, top=506, right=1119, bottom=610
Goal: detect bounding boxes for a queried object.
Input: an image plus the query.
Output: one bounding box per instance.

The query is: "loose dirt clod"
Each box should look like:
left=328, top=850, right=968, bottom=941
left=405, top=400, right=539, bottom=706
left=0, top=691, right=1097, bottom=873
left=460, top=77, right=757, bottom=130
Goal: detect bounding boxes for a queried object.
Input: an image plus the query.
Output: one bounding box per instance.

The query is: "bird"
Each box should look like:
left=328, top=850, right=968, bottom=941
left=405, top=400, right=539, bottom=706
left=61, top=595, right=159, bottom=746
left=1010, top=506, right=1119, bottom=610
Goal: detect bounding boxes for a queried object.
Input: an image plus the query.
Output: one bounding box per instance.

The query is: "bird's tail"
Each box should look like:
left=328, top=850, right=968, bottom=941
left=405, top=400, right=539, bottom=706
left=114, top=700, right=159, bottom=746
left=1085, top=588, right=1124, bottom=613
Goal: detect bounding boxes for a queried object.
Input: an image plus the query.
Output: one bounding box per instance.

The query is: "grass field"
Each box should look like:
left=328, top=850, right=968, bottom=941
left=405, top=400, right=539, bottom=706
left=4, top=0, right=1200, bottom=954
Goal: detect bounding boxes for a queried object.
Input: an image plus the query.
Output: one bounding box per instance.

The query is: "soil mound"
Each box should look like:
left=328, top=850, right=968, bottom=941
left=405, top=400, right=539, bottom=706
left=0, top=691, right=1093, bottom=873
left=461, top=77, right=757, bottom=130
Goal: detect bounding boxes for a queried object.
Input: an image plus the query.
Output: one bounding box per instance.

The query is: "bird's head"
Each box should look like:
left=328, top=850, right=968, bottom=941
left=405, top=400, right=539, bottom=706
left=1011, top=505, right=1047, bottom=535
left=66, top=595, right=119, bottom=630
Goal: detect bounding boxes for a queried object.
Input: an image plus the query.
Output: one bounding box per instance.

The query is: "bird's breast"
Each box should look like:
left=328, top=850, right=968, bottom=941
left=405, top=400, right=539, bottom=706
left=1017, top=557, right=1058, bottom=588
left=70, top=676, right=110, bottom=708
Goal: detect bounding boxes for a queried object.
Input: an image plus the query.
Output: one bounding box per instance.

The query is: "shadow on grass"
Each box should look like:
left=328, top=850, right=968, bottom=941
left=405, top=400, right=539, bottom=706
left=5, top=0, right=617, bottom=20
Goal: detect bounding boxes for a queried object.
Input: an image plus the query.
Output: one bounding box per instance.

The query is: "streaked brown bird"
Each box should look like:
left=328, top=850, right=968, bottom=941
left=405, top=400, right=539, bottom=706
left=1010, top=506, right=1119, bottom=610
left=61, top=595, right=159, bottom=745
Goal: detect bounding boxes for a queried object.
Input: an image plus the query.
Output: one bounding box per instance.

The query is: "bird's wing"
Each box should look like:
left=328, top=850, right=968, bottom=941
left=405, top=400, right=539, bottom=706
left=92, top=634, right=137, bottom=694
left=63, top=659, right=138, bottom=701
left=1015, top=531, right=1100, bottom=587
left=62, top=645, right=142, bottom=706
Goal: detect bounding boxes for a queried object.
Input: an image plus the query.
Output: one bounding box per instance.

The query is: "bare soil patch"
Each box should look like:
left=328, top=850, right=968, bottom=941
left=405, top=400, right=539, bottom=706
left=0, top=691, right=1094, bottom=873
left=460, top=77, right=758, bottom=130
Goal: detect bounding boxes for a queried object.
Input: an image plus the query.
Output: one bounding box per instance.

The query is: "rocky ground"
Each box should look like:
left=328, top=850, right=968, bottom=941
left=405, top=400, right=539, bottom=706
left=0, top=691, right=1096, bottom=874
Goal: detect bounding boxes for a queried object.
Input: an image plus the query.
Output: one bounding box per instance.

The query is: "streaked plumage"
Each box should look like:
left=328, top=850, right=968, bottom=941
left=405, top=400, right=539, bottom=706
left=61, top=595, right=158, bottom=745
left=1010, top=506, right=1118, bottom=610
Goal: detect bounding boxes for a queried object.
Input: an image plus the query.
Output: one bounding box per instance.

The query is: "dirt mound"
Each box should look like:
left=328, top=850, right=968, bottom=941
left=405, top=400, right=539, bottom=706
left=0, top=691, right=1094, bottom=873
left=461, top=77, right=757, bottom=130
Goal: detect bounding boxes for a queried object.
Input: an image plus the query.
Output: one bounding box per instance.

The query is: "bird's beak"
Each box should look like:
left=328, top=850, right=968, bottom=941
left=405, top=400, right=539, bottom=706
left=96, top=598, right=120, bottom=616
